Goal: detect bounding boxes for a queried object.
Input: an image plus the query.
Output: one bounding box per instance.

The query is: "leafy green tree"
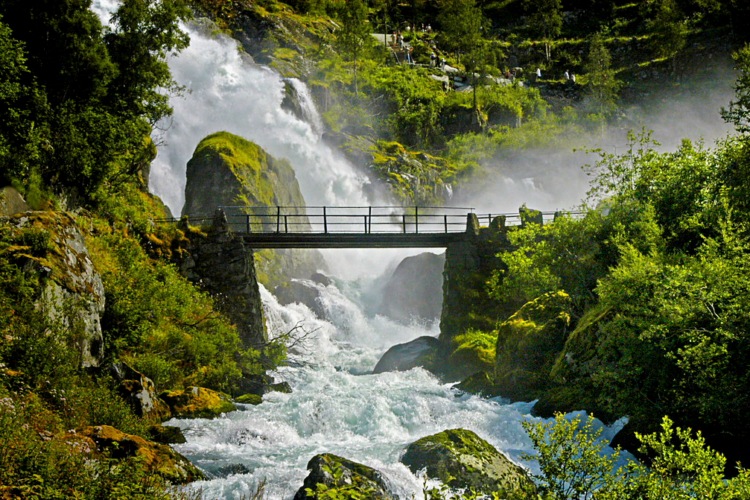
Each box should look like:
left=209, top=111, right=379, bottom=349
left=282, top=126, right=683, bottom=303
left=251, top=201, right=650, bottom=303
left=437, top=0, right=485, bottom=60
left=0, top=17, right=47, bottom=187
left=643, top=0, right=688, bottom=73
left=523, top=414, right=750, bottom=499
left=437, top=0, right=487, bottom=111
left=523, top=412, right=624, bottom=499
left=584, top=32, right=619, bottom=128
left=523, top=0, right=563, bottom=62
left=334, top=0, right=371, bottom=96
left=0, top=0, right=190, bottom=205
left=721, top=43, right=750, bottom=134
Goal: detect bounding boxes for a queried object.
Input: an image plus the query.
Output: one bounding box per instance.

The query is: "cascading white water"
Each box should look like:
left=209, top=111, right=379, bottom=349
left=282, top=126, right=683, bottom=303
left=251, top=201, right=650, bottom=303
left=169, top=283, right=546, bottom=499
left=148, top=22, right=376, bottom=215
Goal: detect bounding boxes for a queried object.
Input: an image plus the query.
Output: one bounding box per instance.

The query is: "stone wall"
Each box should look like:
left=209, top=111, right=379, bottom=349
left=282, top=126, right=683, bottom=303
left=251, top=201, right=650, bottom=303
left=176, top=211, right=267, bottom=348
left=439, top=215, right=513, bottom=349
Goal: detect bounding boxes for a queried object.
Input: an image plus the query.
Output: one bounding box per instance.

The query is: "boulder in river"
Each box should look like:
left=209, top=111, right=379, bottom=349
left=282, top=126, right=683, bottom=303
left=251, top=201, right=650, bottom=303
left=294, top=453, right=395, bottom=499
left=377, top=252, right=444, bottom=324
left=400, top=428, right=534, bottom=496
left=372, top=336, right=440, bottom=374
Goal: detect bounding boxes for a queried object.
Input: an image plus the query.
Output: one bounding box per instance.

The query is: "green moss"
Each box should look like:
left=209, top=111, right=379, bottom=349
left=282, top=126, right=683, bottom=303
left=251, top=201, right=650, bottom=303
left=235, top=393, right=263, bottom=405
left=401, top=429, right=534, bottom=495
left=449, top=329, right=498, bottom=375
left=493, top=291, right=572, bottom=401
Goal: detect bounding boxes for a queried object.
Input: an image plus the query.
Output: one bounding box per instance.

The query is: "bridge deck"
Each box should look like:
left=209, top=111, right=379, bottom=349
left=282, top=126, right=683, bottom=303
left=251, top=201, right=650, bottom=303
left=238, top=231, right=469, bottom=248
left=179, top=206, right=573, bottom=249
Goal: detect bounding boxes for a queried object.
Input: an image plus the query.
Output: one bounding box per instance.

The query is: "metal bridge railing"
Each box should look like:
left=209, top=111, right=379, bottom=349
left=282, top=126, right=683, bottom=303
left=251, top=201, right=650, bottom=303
left=218, top=206, right=477, bottom=235
left=169, top=206, right=585, bottom=235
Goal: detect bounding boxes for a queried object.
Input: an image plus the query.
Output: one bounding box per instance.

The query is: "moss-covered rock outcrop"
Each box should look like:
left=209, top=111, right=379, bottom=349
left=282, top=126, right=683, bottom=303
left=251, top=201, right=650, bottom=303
left=400, top=428, right=534, bottom=496
left=2, top=211, right=105, bottom=369
left=160, top=386, right=236, bottom=419
left=493, top=291, right=572, bottom=401
left=294, top=453, right=395, bottom=499
left=78, top=425, right=204, bottom=484
left=182, top=131, right=326, bottom=287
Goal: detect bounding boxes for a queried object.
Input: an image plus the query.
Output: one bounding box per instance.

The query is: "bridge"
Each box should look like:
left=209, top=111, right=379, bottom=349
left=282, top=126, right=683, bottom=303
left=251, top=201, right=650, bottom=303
left=183, top=206, right=567, bottom=249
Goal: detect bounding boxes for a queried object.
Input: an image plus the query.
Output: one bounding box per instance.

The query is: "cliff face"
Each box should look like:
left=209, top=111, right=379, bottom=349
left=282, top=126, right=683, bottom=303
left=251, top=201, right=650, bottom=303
left=3, top=211, right=105, bottom=368
left=181, top=131, right=326, bottom=286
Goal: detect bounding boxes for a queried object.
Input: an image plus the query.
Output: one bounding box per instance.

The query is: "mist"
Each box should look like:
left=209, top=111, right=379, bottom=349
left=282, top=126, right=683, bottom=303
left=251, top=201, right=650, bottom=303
left=457, top=63, right=737, bottom=215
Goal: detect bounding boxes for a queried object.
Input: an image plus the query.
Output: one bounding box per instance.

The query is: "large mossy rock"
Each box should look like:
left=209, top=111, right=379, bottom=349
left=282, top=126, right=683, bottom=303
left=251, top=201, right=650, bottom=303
left=534, top=302, right=617, bottom=420
left=3, top=211, right=105, bottom=368
left=160, top=386, right=236, bottom=419
left=377, top=252, right=444, bottom=324
left=401, top=429, right=534, bottom=496
left=294, top=453, right=395, bottom=499
left=182, top=131, right=326, bottom=287
left=493, top=291, right=572, bottom=401
left=78, top=425, right=204, bottom=484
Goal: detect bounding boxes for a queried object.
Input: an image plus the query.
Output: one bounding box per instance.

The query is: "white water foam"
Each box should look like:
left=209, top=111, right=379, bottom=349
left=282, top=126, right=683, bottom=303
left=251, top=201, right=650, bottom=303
left=168, top=283, right=543, bottom=499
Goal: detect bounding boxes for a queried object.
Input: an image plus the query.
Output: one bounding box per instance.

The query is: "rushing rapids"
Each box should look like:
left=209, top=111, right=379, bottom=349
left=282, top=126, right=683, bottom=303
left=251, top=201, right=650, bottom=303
left=168, top=281, right=546, bottom=498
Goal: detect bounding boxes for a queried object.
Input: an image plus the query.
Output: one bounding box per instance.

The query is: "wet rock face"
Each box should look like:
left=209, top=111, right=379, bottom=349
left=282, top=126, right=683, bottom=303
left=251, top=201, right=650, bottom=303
left=378, top=252, right=445, bottom=325
left=7, top=211, right=105, bottom=368
left=372, top=336, right=440, bottom=374
left=294, top=453, right=395, bottom=500
left=401, top=428, right=535, bottom=496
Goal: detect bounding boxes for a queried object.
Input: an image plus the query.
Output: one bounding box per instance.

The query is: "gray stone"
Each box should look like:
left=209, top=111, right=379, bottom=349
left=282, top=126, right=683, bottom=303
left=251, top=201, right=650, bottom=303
left=400, top=429, right=534, bottom=496
left=9, top=212, right=106, bottom=368
left=373, top=336, right=439, bottom=374
left=0, top=186, right=28, bottom=216
left=377, top=252, right=444, bottom=324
